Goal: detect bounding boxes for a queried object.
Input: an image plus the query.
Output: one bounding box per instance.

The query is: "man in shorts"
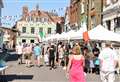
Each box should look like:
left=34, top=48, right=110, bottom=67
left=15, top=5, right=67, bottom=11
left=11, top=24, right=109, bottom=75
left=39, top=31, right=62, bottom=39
left=33, top=43, right=41, bottom=67
left=99, top=42, right=118, bottom=82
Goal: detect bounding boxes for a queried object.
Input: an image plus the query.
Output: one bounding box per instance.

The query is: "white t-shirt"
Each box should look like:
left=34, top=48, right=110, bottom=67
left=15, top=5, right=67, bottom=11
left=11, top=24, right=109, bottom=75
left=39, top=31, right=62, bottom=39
left=16, top=45, right=23, bottom=54
left=99, top=47, right=118, bottom=72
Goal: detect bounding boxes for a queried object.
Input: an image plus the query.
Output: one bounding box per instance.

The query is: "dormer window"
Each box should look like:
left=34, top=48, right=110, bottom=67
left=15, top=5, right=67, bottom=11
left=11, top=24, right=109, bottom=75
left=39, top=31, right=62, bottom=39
left=39, top=18, right=42, bottom=22
left=27, top=17, right=30, bottom=22
left=41, top=18, right=44, bottom=22
left=36, top=17, right=39, bottom=22
left=31, top=17, right=34, bottom=21
left=44, top=18, right=48, bottom=22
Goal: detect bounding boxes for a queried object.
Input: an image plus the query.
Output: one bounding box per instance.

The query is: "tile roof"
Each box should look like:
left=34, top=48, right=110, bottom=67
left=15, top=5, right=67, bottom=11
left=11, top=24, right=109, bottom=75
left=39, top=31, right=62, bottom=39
left=21, top=9, right=62, bottom=24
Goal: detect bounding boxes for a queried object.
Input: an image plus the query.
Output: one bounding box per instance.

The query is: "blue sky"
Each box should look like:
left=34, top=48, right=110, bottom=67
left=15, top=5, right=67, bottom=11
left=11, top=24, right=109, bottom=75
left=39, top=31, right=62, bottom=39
left=2, top=0, right=70, bottom=27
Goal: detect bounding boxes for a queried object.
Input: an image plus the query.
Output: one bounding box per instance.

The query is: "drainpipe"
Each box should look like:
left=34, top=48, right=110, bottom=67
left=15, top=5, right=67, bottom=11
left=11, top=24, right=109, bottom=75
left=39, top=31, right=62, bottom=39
left=87, top=0, right=90, bottom=31
left=101, top=0, right=103, bottom=25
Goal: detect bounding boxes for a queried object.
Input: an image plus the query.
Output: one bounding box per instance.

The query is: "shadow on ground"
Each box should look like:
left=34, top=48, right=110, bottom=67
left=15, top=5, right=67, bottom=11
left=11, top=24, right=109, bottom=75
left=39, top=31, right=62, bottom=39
left=0, top=74, right=33, bottom=82
left=5, top=54, right=18, bottom=62
left=5, top=51, right=18, bottom=62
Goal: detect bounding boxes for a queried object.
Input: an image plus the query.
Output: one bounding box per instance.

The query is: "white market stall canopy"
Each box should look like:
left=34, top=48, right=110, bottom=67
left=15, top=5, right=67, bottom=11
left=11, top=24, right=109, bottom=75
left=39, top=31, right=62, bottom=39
left=88, top=25, right=120, bottom=42
left=59, top=30, right=82, bottom=40
left=43, top=25, right=120, bottom=42
left=70, top=27, right=85, bottom=40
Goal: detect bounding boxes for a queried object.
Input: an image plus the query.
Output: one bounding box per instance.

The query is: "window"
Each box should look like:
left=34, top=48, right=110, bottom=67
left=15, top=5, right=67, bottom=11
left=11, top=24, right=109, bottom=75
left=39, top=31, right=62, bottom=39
left=39, top=18, right=42, bottom=22
left=114, top=17, right=120, bottom=28
left=48, top=28, right=51, bottom=34
left=44, top=18, right=48, bottom=22
left=30, top=40, right=34, bottom=43
left=22, top=27, right=26, bottom=33
left=81, top=3, right=85, bottom=14
left=39, top=28, right=43, bottom=32
left=42, top=18, right=44, bottom=22
left=91, top=16, right=96, bottom=28
left=31, top=17, right=34, bottom=21
left=106, top=20, right=111, bottom=30
left=33, top=18, right=36, bottom=22
left=31, top=27, right=35, bottom=34
left=36, top=17, right=39, bottom=22
left=27, top=17, right=30, bottom=21
left=22, top=39, right=26, bottom=43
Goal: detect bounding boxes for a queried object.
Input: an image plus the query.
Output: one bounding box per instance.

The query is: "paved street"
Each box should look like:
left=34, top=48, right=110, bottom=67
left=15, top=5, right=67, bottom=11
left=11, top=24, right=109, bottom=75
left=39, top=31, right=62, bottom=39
left=0, top=52, right=120, bottom=82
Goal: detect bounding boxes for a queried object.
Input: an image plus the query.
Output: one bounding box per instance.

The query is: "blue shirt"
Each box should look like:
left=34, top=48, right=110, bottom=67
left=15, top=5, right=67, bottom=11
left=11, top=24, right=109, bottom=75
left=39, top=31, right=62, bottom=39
left=94, top=58, right=100, bottom=65
left=34, top=46, right=41, bottom=56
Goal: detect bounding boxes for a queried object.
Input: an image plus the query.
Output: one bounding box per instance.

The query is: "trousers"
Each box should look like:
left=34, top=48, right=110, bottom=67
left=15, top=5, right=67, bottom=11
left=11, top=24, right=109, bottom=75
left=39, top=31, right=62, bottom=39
left=100, top=71, right=115, bottom=82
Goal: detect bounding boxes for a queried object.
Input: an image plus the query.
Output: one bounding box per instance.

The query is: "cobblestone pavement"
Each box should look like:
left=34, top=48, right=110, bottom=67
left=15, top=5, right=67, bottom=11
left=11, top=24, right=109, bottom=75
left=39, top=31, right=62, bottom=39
left=1, top=52, right=120, bottom=82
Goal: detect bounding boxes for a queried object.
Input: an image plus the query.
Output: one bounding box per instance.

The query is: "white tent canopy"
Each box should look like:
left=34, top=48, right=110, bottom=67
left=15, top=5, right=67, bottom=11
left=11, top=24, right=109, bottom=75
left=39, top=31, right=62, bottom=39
left=88, top=25, right=120, bottom=42
left=70, top=27, right=85, bottom=40
left=43, top=25, right=120, bottom=42
left=53, top=33, right=61, bottom=40
left=59, top=30, right=76, bottom=40
left=59, top=32, right=68, bottom=40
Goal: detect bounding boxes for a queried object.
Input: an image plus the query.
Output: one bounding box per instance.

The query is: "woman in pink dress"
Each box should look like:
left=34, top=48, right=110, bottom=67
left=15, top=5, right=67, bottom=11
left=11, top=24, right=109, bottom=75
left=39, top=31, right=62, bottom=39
left=66, top=46, right=86, bottom=82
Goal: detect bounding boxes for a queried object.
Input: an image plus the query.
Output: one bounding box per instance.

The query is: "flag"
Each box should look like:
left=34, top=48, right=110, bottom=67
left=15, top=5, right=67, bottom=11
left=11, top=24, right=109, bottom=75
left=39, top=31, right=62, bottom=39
left=39, top=31, right=45, bottom=39
left=83, top=31, right=89, bottom=43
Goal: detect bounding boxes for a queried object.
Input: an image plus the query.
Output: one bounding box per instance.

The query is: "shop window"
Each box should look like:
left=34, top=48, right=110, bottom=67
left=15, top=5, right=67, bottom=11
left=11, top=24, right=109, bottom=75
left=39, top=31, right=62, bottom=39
left=30, top=40, right=34, bottom=43
left=22, top=39, right=26, bottom=43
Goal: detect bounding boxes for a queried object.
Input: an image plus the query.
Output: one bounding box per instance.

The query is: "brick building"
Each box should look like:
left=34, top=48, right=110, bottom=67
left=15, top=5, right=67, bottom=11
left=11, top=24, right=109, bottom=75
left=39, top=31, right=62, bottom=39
left=67, top=0, right=102, bottom=31
left=87, top=0, right=103, bottom=30
left=69, top=0, right=80, bottom=30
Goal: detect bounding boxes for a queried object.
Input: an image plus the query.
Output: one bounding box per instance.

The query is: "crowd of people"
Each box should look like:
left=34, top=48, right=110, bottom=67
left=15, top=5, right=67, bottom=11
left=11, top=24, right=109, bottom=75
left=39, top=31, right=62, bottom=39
left=15, top=41, right=120, bottom=82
